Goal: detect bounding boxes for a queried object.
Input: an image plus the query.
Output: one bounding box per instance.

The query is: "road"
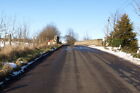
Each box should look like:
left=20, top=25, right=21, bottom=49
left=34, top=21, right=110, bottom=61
left=1, top=46, right=140, bottom=93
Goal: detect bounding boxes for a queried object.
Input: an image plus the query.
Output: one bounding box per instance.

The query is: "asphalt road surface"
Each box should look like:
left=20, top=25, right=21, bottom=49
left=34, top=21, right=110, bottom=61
left=1, top=46, right=140, bottom=93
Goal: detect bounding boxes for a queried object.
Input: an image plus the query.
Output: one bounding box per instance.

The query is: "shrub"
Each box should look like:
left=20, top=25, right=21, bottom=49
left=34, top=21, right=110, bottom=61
left=2, top=64, right=14, bottom=74
left=110, top=38, right=123, bottom=47
left=133, top=53, right=140, bottom=58
left=0, top=70, right=7, bottom=78
left=16, top=58, right=27, bottom=66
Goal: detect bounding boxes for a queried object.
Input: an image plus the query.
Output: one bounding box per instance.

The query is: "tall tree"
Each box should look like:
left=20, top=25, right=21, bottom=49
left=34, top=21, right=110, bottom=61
left=83, top=32, right=90, bottom=40
left=37, top=25, right=60, bottom=43
left=65, top=29, right=77, bottom=45
left=110, top=14, right=138, bottom=53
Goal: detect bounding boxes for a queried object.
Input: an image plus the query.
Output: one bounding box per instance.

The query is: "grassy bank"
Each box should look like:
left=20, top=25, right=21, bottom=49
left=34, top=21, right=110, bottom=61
left=0, top=44, right=60, bottom=80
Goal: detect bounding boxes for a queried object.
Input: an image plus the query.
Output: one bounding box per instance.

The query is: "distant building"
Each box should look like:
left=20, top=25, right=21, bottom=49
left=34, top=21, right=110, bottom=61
left=47, top=35, right=60, bottom=45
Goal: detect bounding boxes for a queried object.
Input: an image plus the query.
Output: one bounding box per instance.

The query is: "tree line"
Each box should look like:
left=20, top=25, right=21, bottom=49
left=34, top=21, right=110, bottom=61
left=37, top=25, right=77, bottom=45
left=0, top=15, right=77, bottom=47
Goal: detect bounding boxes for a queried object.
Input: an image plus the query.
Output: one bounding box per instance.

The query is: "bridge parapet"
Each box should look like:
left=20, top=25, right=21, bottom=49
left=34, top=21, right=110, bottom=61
left=75, top=39, right=103, bottom=46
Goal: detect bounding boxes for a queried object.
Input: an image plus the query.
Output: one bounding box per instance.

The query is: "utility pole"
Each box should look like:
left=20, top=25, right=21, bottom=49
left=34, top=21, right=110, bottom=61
left=9, top=34, right=12, bottom=46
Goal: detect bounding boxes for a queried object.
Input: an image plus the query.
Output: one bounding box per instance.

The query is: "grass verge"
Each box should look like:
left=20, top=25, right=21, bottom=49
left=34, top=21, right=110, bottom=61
left=0, top=44, right=61, bottom=81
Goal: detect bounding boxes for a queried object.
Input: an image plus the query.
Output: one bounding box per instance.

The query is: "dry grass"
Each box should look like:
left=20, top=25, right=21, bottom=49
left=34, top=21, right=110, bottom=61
left=0, top=43, right=56, bottom=64
left=0, top=44, right=35, bottom=78
left=0, top=43, right=60, bottom=80
left=0, top=45, right=35, bottom=62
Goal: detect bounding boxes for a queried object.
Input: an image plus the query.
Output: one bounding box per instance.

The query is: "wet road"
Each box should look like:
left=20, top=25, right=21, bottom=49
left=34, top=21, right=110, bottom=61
left=1, top=46, right=140, bottom=93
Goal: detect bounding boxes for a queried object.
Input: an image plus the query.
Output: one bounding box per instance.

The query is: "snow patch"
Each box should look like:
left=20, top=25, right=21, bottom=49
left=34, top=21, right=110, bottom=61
left=0, top=81, right=4, bottom=85
left=12, top=71, right=22, bottom=76
left=4, top=63, right=17, bottom=69
left=89, top=45, right=140, bottom=66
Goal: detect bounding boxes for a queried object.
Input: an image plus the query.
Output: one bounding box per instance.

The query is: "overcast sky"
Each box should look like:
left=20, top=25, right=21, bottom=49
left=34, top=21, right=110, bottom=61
left=0, top=0, right=139, bottom=40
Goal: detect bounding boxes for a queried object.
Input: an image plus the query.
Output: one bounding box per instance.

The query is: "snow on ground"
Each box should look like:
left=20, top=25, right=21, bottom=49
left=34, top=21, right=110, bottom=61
left=0, top=81, right=4, bottom=86
left=4, top=62, right=17, bottom=69
left=89, top=45, right=140, bottom=66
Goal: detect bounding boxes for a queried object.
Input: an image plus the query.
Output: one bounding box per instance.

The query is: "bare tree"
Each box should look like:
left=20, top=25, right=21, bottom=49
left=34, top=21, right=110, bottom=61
left=83, top=32, right=90, bottom=40
left=16, top=24, right=29, bottom=39
left=12, top=22, right=30, bottom=47
left=104, top=11, right=121, bottom=46
left=7, top=16, right=17, bottom=46
left=104, top=12, right=120, bottom=38
left=0, top=15, right=21, bottom=46
left=37, top=24, right=60, bottom=43
left=0, top=14, right=9, bottom=47
left=133, top=0, right=140, bottom=16
left=0, top=13, right=32, bottom=49
left=132, top=0, right=140, bottom=37
left=104, top=17, right=110, bottom=39
left=65, top=29, right=77, bottom=45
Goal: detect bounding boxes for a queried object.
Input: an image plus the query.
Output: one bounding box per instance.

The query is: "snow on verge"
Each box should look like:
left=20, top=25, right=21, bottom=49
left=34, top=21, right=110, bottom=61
left=89, top=45, right=140, bottom=66
left=4, top=63, right=17, bottom=69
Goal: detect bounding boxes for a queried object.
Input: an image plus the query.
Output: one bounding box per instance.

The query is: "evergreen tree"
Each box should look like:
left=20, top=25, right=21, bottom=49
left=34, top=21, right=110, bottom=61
left=108, top=14, right=138, bottom=53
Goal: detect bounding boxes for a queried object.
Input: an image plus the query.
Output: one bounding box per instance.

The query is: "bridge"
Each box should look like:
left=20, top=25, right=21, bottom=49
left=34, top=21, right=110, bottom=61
left=74, top=39, right=103, bottom=46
